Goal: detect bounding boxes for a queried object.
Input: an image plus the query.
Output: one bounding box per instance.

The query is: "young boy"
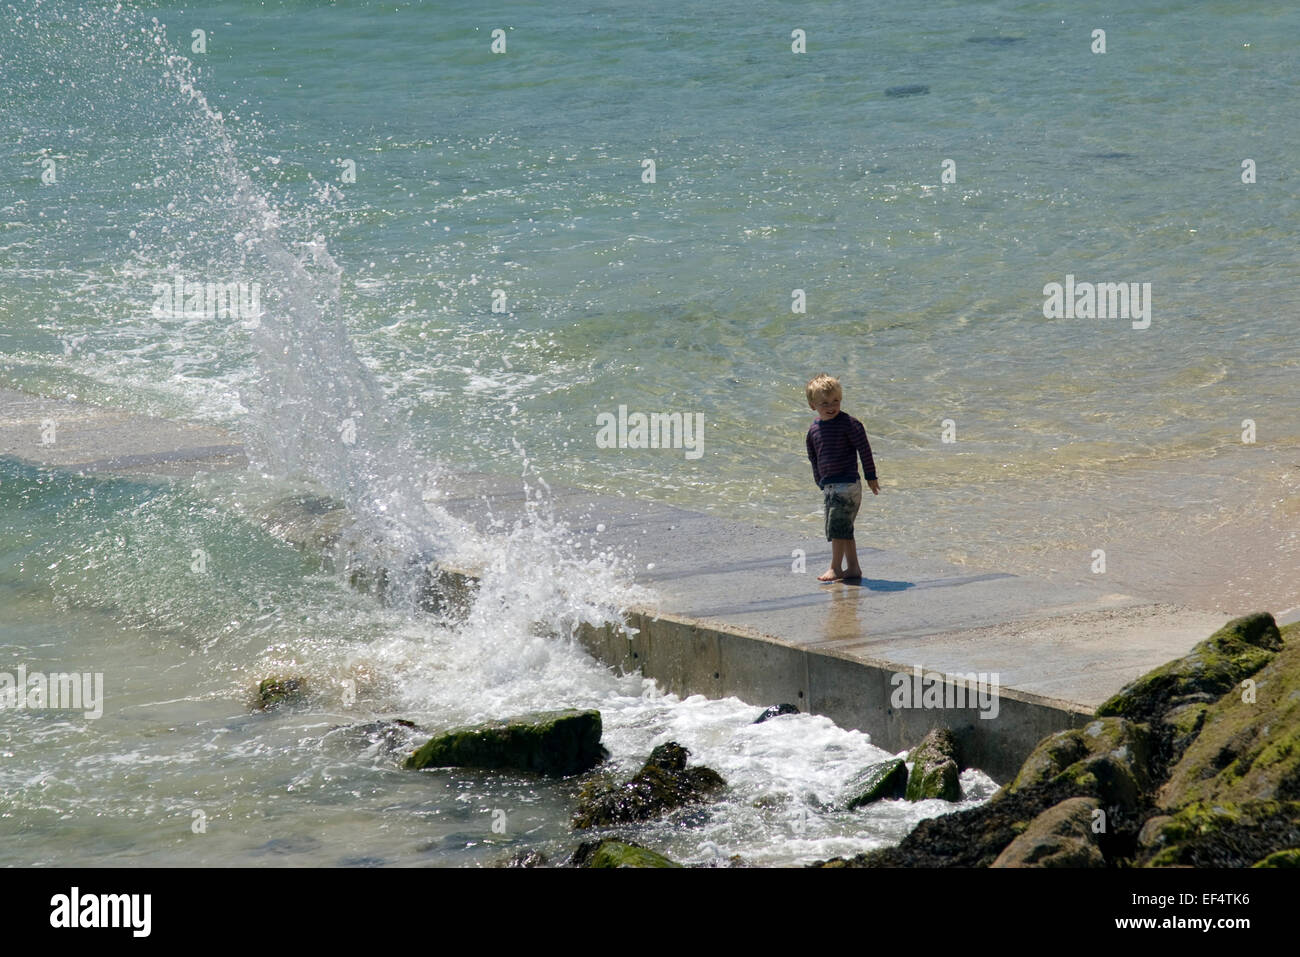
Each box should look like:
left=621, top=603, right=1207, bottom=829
left=805, top=374, right=880, bottom=581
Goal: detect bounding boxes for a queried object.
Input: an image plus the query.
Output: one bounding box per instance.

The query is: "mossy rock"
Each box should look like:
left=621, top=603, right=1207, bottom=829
left=839, top=759, right=908, bottom=810
left=1157, top=634, right=1300, bottom=808
left=571, top=839, right=682, bottom=868
left=906, top=728, right=962, bottom=801
left=991, top=797, right=1104, bottom=868
left=404, top=709, right=604, bottom=777
left=1140, top=800, right=1300, bottom=867
left=572, top=741, right=725, bottom=828
left=1252, top=848, right=1300, bottom=868
left=809, top=778, right=1094, bottom=867
left=1160, top=702, right=1210, bottom=769
left=1006, top=717, right=1154, bottom=811
left=255, top=676, right=309, bottom=710
left=1097, top=612, right=1281, bottom=724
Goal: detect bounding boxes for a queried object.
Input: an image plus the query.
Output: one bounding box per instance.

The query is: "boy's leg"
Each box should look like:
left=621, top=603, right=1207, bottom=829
left=820, top=481, right=862, bottom=582
left=840, top=482, right=864, bottom=579
left=819, top=538, right=845, bottom=581
left=842, top=538, right=862, bottom=579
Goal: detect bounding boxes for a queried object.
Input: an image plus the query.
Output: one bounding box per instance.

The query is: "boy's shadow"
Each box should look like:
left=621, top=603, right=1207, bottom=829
left=834, top=576, right=913, bottom=591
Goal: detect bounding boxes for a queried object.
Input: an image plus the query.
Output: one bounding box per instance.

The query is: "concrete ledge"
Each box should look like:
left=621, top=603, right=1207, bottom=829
left=568, top=608, right=1087, bottom=782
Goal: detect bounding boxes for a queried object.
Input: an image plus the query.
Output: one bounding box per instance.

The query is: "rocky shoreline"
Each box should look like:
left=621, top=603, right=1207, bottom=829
left=257, top=611, right=1299, bottom=867
left=813, top=612, right=1300, bottom=867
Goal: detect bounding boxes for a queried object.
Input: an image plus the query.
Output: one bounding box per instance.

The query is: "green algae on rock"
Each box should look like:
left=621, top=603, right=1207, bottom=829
left=255, top=675, right=308, bottom=710
left=572, top=741, right=725, bottom=828
left=906, top=728, right=961, bottom=801
left=1252, top=849, right=1300, bottom=867
left=1006, top=717, right=1153, bottom=812
left=404, top=709, right=605, bottom=777
left=570, top=838, right=682, bottom=868
left=813, top=611, right=1300, bottom=868
left=1096, top=612, right=1282, bottom=724
left=1157, top=631, right=1300, bottom=809
left=1139, top=800, right=1300, bottom=867
left=839, top=759, right=908, bottom=810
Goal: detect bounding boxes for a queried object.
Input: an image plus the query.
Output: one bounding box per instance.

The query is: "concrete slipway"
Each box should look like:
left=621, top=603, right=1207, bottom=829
left=0, top=387, right=1232, bottom=781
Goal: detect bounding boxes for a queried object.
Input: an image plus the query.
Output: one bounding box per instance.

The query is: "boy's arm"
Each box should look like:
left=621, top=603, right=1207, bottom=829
left=806, top=430, right=822, bottom=487
left=850, top=418, right=878, bottom=482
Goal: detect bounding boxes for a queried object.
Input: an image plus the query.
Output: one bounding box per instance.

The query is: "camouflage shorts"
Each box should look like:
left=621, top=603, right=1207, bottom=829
left=822, top=480, right=862, bottom=541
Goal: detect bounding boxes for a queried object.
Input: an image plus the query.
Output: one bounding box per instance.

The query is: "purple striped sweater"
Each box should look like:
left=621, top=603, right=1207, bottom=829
left=806, top=411, right=877, bottom=488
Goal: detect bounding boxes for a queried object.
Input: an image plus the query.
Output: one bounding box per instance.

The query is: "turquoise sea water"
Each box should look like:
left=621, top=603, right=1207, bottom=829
left=1, top=1, right=1297, bottom=865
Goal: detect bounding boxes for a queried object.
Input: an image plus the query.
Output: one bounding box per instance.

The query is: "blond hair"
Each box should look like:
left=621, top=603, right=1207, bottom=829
left=806, top=373, right=842, bottom=408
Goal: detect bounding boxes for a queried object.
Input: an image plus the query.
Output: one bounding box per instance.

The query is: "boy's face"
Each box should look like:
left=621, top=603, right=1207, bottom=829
left=811, top=392, right=841, bottom=420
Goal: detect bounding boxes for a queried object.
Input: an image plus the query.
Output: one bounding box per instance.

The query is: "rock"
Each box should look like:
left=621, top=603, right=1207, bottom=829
left=809, top=782, right=1065, bottom=867
left=1097, top=613, right=1282, bottom=724
left=255, top=676, right=308, bottom=710
left=497, top=849, right=547, bottom=868
left=906, top=729, right=961, bottom=801
left=991, top=798, right=1104, bottom=867
left=403, top=709, right=605, bottom=777
left=1138, top=815, right=1174, bottom=849
left=572, top=741, right=726, bottom=829
left=571, top=839, right=682, bottom=869
left=751, top=792, right=792, bottom=810
left=753, top=704, right=800, bottom=724
left=1160, top=702, right=1210, bottom=768
left=1006, top=717, right=1154, bottom=812
left=1139, top=801, right=1300, bottom=867
left=645, top=742, right=688, bottom=772
left=1253, top=849, right=1300, bottom=867
left=839, top=759, right=908, bottom=810
left=329, top=719, right=423, bottom=755
left=885, top=84, right=929, bottom=97
left=811, top=614, right=1298, bottom=868
left=1157, top=631, right=1300, bottom=809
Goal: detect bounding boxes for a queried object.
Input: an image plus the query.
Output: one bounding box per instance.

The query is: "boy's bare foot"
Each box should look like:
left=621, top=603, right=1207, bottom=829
left=817, top=568, right=842, bottom=582
left=842, top=567, right=863, bottom=580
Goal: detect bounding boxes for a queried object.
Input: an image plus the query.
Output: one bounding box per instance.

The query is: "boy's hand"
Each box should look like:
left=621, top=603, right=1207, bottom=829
left=867, top=480, right=880, bottom=495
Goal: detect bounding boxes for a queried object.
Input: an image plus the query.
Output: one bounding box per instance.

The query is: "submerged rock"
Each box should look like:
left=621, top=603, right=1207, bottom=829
left=906, top=728, right=961, bottom=801
left=497, top=849, right=548, bottom=868
left=753, top=703, right=800, bottom=724
left=991, top=797, right=1104, bottom=868
left=330, top=719, right=424, bottom=755
left=885, top=84, right=929, bottom=97
left=572, top=742, right=726, bottom=828
left=1097, top=612, right=1282, bottom=725
left=570, top=839, right=682, bottom=868
left=255, top=676, right=309, bottom=710
left=404, top=709, right=605, bottom=777
left=839, top=759, right=908, bottom=810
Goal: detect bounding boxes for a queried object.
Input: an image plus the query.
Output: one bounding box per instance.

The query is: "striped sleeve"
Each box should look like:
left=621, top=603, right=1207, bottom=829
left=851, top=418, right=878, bottom=482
